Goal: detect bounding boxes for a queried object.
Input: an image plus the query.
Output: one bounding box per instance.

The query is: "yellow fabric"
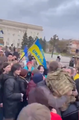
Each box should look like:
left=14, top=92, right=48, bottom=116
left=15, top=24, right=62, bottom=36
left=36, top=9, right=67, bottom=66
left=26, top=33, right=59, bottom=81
left=74, top=74, right=79, bottom=81
left=29, top=44, right=43, bottom=65
left=20, top=52, right=25, bottom=59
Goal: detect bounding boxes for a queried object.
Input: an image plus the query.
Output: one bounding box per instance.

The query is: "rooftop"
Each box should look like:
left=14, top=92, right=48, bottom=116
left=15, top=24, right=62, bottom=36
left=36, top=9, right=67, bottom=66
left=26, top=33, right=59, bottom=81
left=0, top=19, right=43, bottom=31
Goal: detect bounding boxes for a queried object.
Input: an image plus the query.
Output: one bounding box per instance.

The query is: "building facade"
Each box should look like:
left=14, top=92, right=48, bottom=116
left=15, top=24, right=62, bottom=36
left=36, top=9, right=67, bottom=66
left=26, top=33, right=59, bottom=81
left=67, top=40, right=79, bottom=54
left=0, top=19, right=43, bottom=48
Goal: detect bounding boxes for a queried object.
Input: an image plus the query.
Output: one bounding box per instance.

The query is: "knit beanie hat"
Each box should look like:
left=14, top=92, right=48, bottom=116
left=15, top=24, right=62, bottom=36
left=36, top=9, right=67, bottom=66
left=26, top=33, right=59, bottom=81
left=17, top=103, right=50, bottom=120
left=51, top=112, right=62, bottom=120
left=33, top=73, right=43, bottom=84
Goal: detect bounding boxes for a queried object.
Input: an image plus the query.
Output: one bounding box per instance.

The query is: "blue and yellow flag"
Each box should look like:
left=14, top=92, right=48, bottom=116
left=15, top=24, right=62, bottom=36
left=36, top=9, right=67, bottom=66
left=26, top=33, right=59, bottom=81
left=29, top=39, right=47, bottom=68
left=20, top=46, right=28, bottom=60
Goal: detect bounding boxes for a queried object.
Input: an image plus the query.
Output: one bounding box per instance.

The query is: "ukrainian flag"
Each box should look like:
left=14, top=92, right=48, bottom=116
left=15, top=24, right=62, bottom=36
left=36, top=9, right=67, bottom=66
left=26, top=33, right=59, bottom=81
left=20, top=46, right=28, bottom=60
left=29, top=39, right=47, bottom=68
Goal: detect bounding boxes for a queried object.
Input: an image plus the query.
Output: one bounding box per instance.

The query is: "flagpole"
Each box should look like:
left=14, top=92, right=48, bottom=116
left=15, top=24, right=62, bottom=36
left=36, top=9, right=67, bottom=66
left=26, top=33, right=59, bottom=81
left=19, top=54, right=25, bottom=62
left=19, top=39, right=37, bottom=62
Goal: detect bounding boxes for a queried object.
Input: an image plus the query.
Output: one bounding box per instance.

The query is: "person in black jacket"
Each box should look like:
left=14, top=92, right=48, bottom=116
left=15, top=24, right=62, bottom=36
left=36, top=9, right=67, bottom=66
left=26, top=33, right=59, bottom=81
left=3, top=63, right=24, bottom=120
left=0, top=63, right=4, bottom=120
left=18, top=69, right=28, bottom=113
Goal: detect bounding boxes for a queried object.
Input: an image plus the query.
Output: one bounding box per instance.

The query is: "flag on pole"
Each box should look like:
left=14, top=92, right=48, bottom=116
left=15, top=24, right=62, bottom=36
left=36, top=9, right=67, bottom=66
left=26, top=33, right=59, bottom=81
left=20, top=46, right=28, bottom=61
left=28, top=39, right=47, bottom=68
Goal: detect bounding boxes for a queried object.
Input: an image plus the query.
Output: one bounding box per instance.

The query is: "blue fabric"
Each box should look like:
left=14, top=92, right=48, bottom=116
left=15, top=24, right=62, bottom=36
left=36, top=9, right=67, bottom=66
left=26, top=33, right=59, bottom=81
left=24, top=47, right=29, bottom=62
left=33, top=73, right=43, bottom=84
left=24, top=66, right=35, bottom=71
left=35, top=39, right=47, bottom=69
left=0, top=108, right=3, bottom=120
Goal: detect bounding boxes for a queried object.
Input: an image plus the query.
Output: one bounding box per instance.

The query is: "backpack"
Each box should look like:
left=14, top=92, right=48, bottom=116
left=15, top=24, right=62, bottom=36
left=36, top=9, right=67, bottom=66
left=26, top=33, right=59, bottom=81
left=46, top=69, right=75, bottom=97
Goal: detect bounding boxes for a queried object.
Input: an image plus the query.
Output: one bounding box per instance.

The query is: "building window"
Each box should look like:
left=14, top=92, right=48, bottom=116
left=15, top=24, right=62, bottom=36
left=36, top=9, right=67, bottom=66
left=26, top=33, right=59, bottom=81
left=6, top=41, right=9, bottom=45
left=7, top=38, right=9, bottom=41
left=37, top=33, right=39, bottom=35
left=19, top=30, right=21, bottom=33
left=17, top=43, right=20, bottom=47
left=18, top=39, right=20, bottom=42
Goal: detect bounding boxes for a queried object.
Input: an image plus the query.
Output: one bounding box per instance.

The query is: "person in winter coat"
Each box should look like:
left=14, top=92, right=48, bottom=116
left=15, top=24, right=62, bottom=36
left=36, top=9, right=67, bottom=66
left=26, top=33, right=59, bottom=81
left=27, top=73, right=43, bottom=98
left=38, top=65, right=47, bottom=79
left=17, top=103, right=62, bottom=120
left=46, top=61, right=77, bottom=111
left=3, top=63, right=24, bottom=120
left=28, top=80, right=69, bottom=115
left=0, top=62, right=12, bottom=103
left=0, top=63, right=4, bottom=120
left=19, top=69, right=28, bottom=96
left=0, top=62, right=12, bottom=120
left=17, top=69, right=28, bottom=114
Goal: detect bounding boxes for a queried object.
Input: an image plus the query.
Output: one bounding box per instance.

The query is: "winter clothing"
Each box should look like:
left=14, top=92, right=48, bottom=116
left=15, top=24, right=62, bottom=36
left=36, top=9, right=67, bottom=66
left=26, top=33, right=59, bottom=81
left=17, top=76, right=28, bottom=117
left=61, top=102, right=79, bottom=120
left=27, top=80, right=36, bottom=97
left=0, top=56, right=7, bottom=63
left=0, top=73, right=9, bottom=103
left=27, top=73, right=43, bottom=97
left=17, top=103, right=51, bottom=120
left=28, top=81, right=68, bottom=114
left=75, top=79, right=79, bottom=94
left=19, top=76, right=28, bottom=99
left=33, top=73, right=43, bottom=84
left=46, top=69, right=76, bottom=111
left=44, top=68, right=49, bottom=76
left=0, top=74, right=3, bottom=103
left=3, top=74, right=21, bottom=119
left=0, top=107, right=3, bottom=120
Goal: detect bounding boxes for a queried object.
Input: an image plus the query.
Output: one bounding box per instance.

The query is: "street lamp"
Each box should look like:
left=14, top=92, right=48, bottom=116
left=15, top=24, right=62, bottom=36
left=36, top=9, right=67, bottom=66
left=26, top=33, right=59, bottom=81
left=51, top=34, right=58, bottom=58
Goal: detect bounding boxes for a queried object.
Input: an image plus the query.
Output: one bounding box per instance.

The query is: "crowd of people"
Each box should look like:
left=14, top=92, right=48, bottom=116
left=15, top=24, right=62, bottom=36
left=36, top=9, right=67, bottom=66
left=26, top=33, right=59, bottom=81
left=0, top=47, right=79, bottom=120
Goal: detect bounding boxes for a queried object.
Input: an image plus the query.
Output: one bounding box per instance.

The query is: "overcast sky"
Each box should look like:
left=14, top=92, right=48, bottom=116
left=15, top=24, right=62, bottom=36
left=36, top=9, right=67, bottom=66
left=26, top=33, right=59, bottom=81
left=0, top=0, right=79, bottom=40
